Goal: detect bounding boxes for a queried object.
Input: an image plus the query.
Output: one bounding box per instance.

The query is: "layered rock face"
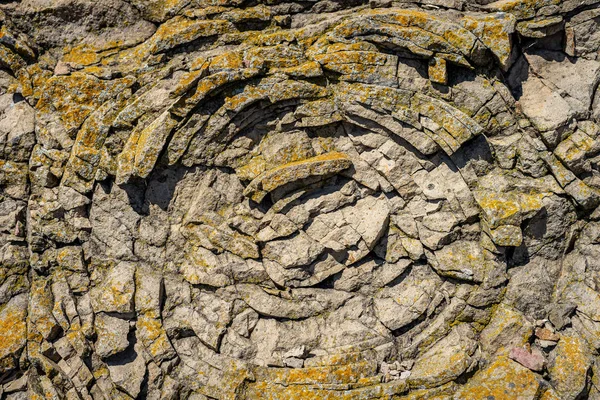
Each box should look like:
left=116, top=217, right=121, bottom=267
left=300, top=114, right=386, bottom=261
left=3, top=0, right=600, bottom=398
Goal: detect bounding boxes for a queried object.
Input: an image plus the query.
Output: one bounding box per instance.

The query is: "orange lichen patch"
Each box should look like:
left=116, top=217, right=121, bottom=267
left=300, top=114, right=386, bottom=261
left=254, top=360, right=377, bottom=386
left=428, top=57, right=447, bottom=85
left=243, top=152, right=353, bottom=202
left=35, top=73, right=135, bottom=134
left=62, top=45, right=101, bottom=66
left=455, top=356, right=541, bottom=400
left=0, top=297, right=27, bottom=369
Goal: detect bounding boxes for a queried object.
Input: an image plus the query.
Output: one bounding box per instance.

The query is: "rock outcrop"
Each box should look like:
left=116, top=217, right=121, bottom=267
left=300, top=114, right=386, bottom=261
left=1, top=0, right=600, bottom=398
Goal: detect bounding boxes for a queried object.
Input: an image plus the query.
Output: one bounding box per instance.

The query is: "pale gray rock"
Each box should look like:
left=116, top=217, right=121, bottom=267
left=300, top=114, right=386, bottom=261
left=90, top=261, right=136, bottom=314
left=374, top=264, right=442, bottom=331
left=107, top=344, right=147, bottom=398
left=95, top=313, right=130, bottom=358
left=408, top=324, right=478, bottom=387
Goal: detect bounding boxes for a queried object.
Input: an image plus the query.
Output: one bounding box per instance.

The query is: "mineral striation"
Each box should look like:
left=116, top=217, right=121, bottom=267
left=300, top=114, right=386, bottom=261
left=1, top=0, right=600, bottom=398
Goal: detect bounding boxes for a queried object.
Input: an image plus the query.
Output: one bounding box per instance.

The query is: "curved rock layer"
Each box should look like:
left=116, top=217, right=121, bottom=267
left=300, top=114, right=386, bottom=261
left=1, top=0, right=600, bottom=398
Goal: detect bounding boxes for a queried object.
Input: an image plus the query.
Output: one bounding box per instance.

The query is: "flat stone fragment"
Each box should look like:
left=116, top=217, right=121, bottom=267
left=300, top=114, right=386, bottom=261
left=90, top=262, right=136, bottom=314
left=106, top=344, right=147, bottom=398
left=518, top=76, right=575, bottom=132
left=428, top=57, right=447, bottom=85
left=431, top=240, right=486, bottom=282
left=95, top=313, right=130, bottom=359
left=509, top=346, right=545, bottom=371
left=408, top=324, right=478, bottom=388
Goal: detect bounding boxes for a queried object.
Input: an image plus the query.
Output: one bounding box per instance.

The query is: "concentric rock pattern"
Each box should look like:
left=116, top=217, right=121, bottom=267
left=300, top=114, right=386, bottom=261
left=2, top=0, right=600, bottom=398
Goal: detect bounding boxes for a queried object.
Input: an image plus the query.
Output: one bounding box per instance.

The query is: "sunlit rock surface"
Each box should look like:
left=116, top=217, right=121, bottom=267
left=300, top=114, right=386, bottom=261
left=1, top=0, right=600, bottom=398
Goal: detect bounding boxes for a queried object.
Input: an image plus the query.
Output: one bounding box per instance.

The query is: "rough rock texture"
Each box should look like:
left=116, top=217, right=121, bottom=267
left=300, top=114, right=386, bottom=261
left=2, top=0, right=600, bottom=398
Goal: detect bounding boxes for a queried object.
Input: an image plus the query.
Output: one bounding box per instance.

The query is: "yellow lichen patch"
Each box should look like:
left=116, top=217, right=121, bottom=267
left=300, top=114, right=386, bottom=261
left=172, top=68, right=261, bottom=117
left=133, top=111, right=180, bottom=179
left=236, top=155, right=267, bottom=181
left=539, top=387, right=561, bottom=400
left=243, top=152, right=353, bottom=202
left=461, top=13, right=516, bottom=68
left=245, top=45, right=305, bottom=69
left=171, top=68, right=208, bottom=98
left=135, top=0, right=190, bottom=22
left=413, top=92, right=483, bottom=146
left=221, top=4, right=271, bottom=23
left=395, top=382, right=457, bottom=399
left=136, top=315, right=176, bottom=361
left=273, top=61, right=323, bottom=78
left=455, top=356, right=541, bottom=400
left=209, top=51, right=245, bottom=73
left=147, top=17, right=233, bottom=54
left=474, top=190, right=545, bottom=228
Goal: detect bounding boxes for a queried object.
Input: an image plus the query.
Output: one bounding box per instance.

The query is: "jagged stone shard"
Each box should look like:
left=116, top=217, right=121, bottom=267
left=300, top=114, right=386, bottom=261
left=3, top=0, right=600, bottom=398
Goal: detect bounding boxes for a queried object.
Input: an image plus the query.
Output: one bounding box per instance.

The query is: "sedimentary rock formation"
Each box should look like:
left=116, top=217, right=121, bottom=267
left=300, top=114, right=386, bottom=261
left=2, top=0, right=600, bottom=398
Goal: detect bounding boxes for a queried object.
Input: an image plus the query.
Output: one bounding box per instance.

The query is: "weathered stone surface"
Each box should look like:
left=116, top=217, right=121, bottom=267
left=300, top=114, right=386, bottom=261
left=95, top=313, right=131, bottom=359
left=408, top=324, right=478, bottom=388
left=548, top=333, right=592, bottom=400
left=2, top=0, right=600, bottom=397
left=0, top=294, right=27, bottom=373
left=455, top=356, right=542, bottom=400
